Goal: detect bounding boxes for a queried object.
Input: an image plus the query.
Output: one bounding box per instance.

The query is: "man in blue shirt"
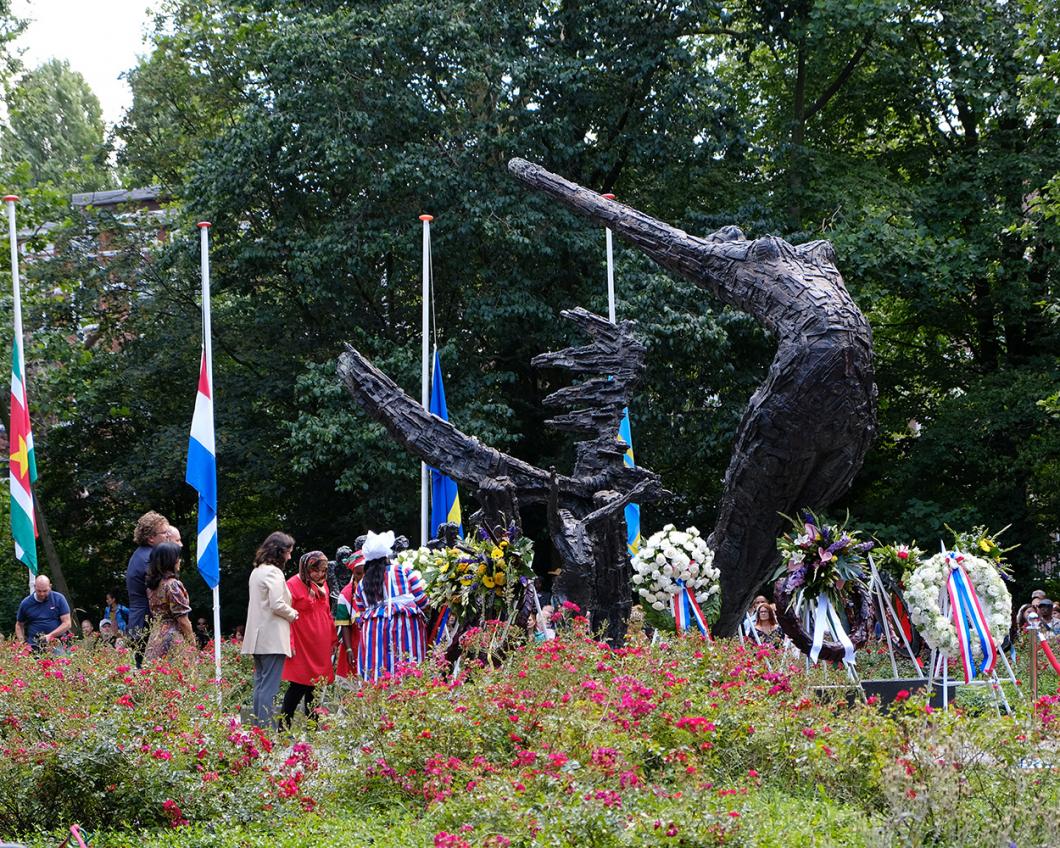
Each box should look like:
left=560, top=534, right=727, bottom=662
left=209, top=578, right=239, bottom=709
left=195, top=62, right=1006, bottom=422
left=15, top=575, right=71, bottom=649
left=126, top=510, right=171, bottom=639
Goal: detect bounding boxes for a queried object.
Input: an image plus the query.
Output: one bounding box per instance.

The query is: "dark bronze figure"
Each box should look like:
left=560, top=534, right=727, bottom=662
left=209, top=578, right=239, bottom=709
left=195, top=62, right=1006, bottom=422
left=507, top=159, right=877, bottom=635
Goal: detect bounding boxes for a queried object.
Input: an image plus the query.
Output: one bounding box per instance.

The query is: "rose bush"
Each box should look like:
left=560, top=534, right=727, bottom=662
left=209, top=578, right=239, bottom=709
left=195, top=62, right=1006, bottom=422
left=1, top=618, right=1057, bottom=847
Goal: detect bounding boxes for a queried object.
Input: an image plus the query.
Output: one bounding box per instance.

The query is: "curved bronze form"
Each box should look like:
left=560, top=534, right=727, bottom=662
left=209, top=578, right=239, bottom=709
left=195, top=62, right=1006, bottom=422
left=508, top=159, right=876, bottom=635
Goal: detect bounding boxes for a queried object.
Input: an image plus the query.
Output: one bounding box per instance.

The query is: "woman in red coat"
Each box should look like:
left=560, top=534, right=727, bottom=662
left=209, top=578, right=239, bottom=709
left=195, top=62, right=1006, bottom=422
left=279, top=551, right=336, bottom=729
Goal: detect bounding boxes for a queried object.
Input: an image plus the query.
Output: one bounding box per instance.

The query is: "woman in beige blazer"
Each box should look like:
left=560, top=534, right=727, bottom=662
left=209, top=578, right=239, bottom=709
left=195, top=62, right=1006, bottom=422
left=242, top=531, right=298, bottom=728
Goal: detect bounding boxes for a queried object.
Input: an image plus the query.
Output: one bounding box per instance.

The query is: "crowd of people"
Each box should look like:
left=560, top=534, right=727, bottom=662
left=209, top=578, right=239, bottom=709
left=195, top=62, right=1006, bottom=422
left=13, top=510, right=1060, bottom=730
left=1015, top=590, right=1060, bottom=639
left=12, top=511, right=433, bottom=731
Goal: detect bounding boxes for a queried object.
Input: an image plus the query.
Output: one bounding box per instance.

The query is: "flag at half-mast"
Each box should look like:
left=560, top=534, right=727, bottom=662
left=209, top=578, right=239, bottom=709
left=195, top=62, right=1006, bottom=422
left=186, top=351, right=219, bottom=588
left=9, top=335, right=38, bottom=574
left=618, top=408, right=640, bottom=555
left=429, top=350, right=463, bottom=538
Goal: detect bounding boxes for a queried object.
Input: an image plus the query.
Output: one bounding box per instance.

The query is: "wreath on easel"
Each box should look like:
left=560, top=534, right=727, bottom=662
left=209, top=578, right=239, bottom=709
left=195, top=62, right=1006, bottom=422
left=771, top=511, right=877, bottom=663
left=903, top=551, right=1011, bottom=656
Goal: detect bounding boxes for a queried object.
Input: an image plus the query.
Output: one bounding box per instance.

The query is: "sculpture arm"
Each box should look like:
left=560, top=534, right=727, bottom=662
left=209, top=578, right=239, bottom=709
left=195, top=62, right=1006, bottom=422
left=337, top=346, right=552, bottom=497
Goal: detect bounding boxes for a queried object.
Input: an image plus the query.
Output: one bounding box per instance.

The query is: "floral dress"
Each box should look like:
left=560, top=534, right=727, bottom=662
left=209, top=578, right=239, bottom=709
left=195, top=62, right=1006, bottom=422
left=145, top=576, right=192, bottom=661
left=352, top=564, right=428, bottom=682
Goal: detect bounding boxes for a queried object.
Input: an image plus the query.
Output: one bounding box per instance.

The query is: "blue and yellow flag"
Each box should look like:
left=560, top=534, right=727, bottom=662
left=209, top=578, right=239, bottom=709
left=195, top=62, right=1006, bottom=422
left=618, top=408, right=640, bottom=555
left=429, top=351, right=463, bottom=539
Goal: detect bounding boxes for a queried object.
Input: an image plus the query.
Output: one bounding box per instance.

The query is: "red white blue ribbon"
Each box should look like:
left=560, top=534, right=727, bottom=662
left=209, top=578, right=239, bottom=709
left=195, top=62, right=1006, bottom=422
left=672, top=581, right=712, bottom=641
left=944, top=549, right=997, bottom=683
left=428, top=605, right=451, bottom=646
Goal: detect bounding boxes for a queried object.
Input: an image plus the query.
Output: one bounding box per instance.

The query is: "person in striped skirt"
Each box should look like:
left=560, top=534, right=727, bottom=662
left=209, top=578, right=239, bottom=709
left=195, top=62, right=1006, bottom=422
left=351, top=530, right=429, bottom=682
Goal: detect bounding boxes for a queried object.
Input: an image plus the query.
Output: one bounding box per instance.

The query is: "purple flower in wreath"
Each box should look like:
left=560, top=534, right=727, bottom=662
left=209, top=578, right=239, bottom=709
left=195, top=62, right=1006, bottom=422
left=786, top=566, right=807, bottom=591
left=855, top=540, right=875, bottom=553
left=818, top=547, right=834, bottom=564
left=826, top=537, right=850, bottom=556
left=478, top=527, right=490, bottom=541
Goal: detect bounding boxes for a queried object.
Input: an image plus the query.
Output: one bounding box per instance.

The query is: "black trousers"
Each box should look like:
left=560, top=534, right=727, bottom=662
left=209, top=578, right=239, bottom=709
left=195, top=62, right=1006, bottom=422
left=278, top=682, right=315, bottom=729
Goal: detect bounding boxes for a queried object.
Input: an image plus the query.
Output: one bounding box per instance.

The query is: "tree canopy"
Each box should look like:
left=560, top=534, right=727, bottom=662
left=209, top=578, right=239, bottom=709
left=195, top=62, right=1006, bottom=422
left=2, top=0, right=1057, bottom=626
left=2, top=59, right=111, bottom=191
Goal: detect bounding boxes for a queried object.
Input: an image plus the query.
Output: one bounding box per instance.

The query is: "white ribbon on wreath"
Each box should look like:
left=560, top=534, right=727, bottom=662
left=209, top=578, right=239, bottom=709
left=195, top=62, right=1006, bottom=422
left=809, top=595, right=856, bottom=665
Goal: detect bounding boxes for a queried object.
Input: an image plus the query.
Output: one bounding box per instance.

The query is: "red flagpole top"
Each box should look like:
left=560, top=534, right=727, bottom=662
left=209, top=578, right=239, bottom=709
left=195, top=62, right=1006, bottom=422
left=197, top=221, right=212, bottom=229
left=601, top=193, right=616, bottom=200
left=419, top=214, right=434, bottom=222
left=3, top=195, right=19, bottom=203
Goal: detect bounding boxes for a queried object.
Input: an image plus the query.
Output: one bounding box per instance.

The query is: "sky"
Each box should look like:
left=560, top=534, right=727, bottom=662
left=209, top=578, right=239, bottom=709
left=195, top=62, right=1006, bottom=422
left=11, top=0, right=157, bottom=128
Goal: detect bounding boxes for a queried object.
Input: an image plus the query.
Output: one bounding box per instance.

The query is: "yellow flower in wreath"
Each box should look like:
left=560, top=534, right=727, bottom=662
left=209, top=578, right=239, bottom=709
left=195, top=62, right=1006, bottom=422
left=483, top=575, right=496, bottom=589
left=491, top=547, right=504, bottom=559
left=457, top=562, right=468, bottom=574
left=439, top=561, right=450, bottom=574
left=494, top=572, right=506, bottom=586
left=477, top=563, right=487, bottom=576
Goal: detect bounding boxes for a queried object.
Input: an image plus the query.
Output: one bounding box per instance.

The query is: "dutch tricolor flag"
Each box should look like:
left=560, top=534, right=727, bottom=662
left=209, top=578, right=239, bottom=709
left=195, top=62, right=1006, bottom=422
left=186, top=351, right=219, bottom=588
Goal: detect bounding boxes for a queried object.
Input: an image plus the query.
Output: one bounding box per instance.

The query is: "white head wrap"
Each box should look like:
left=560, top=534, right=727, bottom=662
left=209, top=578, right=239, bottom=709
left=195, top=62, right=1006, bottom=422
left=361, top=530, right=395, bottom=561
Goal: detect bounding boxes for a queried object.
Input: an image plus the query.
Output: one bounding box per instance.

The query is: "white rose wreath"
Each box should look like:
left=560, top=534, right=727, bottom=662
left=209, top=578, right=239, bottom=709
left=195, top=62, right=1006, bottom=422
left=903, top=552, right=1012, bottom=655
left=631, top=524, right=720, bottom=624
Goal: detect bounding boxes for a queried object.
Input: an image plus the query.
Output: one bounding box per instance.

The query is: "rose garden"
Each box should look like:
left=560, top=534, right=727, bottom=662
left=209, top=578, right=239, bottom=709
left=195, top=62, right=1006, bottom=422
left=1, top=1, right=1059, bottom=846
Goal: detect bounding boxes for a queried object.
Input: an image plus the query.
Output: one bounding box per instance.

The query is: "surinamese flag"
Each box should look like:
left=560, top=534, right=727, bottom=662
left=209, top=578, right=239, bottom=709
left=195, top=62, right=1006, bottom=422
left=9, top=338, right=38, bottom=574
left=618, top=408, right=640, bottom=555
left=186, top=351, right=219, bottom=588
left=429, top=351, right=463, bottom=539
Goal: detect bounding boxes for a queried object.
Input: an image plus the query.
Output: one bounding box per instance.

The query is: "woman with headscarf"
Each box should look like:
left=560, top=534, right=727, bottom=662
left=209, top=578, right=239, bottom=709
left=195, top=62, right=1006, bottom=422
left=352, top=530, right=429, bottom=682
left=242, top=531, right=299, bottom=729
left=279, top=550, right=337, bottom=729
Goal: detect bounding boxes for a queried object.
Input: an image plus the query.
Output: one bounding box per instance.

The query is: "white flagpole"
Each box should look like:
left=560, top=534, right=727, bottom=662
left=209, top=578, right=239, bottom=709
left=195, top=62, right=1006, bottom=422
left=4, top=195, right=33, bottom=594
left=197, top=221, right=222, bottom=686
left=419, top=214, right=432, bottom=546
left=602, top=193, right=616, bottom=323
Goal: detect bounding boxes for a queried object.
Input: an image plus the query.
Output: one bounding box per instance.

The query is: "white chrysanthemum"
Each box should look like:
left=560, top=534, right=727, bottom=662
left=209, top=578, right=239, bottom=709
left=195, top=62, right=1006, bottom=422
left=631, top=525, right=720, bottom=625
left=904, top=553, right=1011, bottom=654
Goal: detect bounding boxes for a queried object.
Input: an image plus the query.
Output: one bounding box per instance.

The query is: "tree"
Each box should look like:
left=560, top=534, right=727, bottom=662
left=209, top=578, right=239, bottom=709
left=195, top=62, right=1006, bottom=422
left=2, top=59, right=112, bottom=191
left=9, top=0, right=1058, bottom=626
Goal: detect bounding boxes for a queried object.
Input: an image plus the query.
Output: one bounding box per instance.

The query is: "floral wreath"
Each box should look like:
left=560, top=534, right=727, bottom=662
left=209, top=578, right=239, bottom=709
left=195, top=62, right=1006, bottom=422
left=771, top=511, right=876, bottom=662
left=631, top=525, right=720, bottom=632
left=902, top=551, right=1011, bottom=655
left=406, top=521, right=534, bottom=628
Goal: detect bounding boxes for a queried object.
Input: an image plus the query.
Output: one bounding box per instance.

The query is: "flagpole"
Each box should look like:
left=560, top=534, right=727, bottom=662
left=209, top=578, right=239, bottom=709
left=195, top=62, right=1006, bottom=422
left=198, top=221, right=222, bottom=685
left=419, top=214, right=432, bottom=546
left=602, top=193, right=616, bottom=323
left=4, top=196, right=33, bottom=593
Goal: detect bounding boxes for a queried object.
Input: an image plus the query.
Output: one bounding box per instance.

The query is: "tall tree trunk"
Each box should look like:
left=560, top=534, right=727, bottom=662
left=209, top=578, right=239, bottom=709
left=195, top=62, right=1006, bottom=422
left=34, top=499, right=76, bottom=619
